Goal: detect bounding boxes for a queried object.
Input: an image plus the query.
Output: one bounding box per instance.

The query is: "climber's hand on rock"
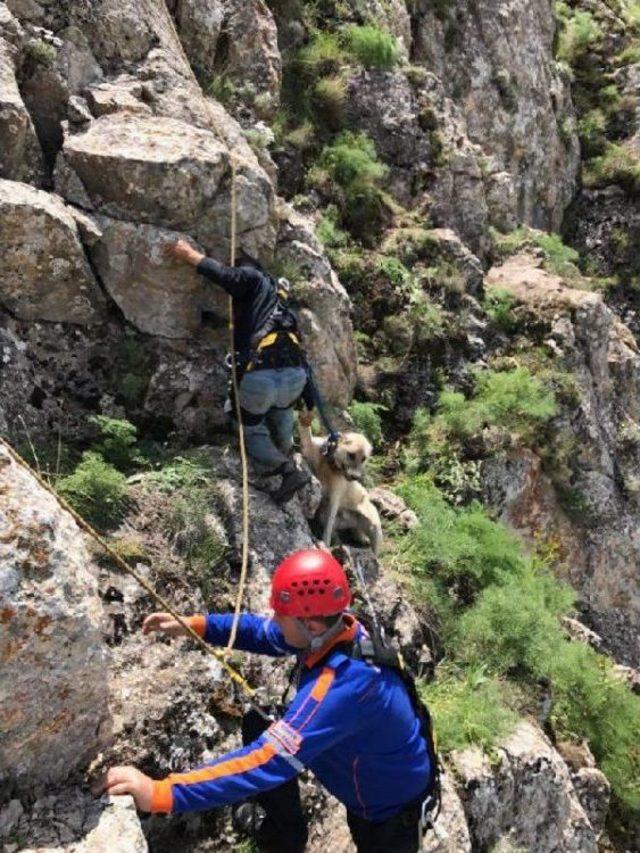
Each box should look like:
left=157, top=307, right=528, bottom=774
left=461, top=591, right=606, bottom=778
left=164, top=239, right=203, bottom=267
left=93, top=766, right=155, bottom=812
left=142, top=611, right=186, bottom=637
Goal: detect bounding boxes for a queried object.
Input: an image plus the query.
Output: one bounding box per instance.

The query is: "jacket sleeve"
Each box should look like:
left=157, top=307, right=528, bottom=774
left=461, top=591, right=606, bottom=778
left=196, top=257, right=263, bottom=298
left=186, top=613, right=296, bottom=657
left=300, top=374, right=315, bottom=411
left=150, top=663, right=359, bottom=814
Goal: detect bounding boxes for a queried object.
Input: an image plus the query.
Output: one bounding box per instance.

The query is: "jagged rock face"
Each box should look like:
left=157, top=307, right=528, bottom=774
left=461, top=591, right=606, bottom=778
left=276, top=204, right=357, bottom=408
left=56, top=112, right=274, bottom=259
left=0, top=179, right=105, bottom=324
left=451, top=721, right=600, bottom=851
left=409, top=0, right=579, bottom=234
left=483, top=254, right=640, bottom=666
left=2, top=792, right=147, bottom=852
left=0, top=8, right=44, bottom=184
left=87, top=216, right=227, bottom=340
left=171, top=0, right=282, bottom=122
left=0, top=445, right=111, bottom=799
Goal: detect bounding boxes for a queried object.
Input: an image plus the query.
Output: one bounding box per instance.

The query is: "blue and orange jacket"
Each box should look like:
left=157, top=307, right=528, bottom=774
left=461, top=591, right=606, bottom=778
left=150, top=613, right=431, bottom=821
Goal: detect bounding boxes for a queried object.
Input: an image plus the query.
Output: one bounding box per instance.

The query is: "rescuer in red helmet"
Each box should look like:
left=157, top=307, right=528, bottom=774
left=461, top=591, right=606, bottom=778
left=96, top=550, right=438, bottom=853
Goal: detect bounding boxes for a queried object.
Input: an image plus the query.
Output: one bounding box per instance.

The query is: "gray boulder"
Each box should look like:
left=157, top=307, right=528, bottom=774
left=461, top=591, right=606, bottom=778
left=0, top=444, right=111, bottom=797
left=56, top=112, right=275, bottom=260
left=0, top=179, right=105, bottom=324
left=0, top=16, right=44, bottom=184
left=450, top=721, right=598, bottom=851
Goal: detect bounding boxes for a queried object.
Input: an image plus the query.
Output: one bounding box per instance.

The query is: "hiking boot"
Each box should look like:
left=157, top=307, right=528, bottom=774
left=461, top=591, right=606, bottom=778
left=232, top=802, right=265, bottom=838
left=272, top=465, right=311, bottom=504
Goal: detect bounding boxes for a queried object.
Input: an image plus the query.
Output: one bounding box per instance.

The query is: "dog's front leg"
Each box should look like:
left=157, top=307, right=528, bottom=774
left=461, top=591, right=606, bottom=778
left=322, top=485, right=344, bottom=548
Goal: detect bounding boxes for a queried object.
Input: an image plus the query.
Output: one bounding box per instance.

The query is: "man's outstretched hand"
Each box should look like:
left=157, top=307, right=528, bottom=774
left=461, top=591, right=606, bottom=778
left=142, top=611, right=188, bottom=637
left=93, top=766, right=156, bottom=812
left=164, top=239, right=204, bottom=267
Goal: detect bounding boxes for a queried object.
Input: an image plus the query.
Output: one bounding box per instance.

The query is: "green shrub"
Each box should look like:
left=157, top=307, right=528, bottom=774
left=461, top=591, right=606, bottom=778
left=341, top=25, right=399, bottom=70
left=410, top=368, right=556, bottom=462
left=556, top=9, right=603, bottom=65
left=319, top=131, right=386, bottom=188
left=491, top=226, right=582, bottom=279
left=584, top=143, right=640, bottom=195
left=455, top=568, right=574, bottom=678
left=316, top=205, right=350, bottom=247
left=485, top=288, right=517, bottom=332
left=397, top=477, right=526, bottom=600
left=375, top=256, right=412, bottom=287
left=348, top=400, right=386, bottom=446
left=473, top=368, right=557, bottom=433
left=316, top=131, right=388, bottom=241
left=25, top=38, right=57, bottom=66
left=420, top=668, right=519, bottom=753
left=88, top=416, right=138, bottom=470
left=577, top=109, right=607, bottom=158
left=312, top=75, right=347, bottom=129
left=57, top=451, right=127, bottom=529
left=549, top=643, right=640, bottom=813
left=298, top=31, right=344, bottom=77
left=145, top=451, right=213, bottom=493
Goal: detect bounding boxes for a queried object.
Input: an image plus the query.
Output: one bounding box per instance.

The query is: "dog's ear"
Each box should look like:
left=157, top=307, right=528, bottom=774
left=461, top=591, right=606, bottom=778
left=363, top=438, right=373, bottom=459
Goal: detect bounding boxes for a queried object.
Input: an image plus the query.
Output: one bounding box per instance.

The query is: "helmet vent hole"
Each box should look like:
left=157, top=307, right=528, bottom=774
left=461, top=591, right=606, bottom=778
left=297, top=591, right=304, bottom=596
left=323, top=579, right=330, bottom=585
left=302, top=580, right=309, bottom=586
left=313, top=579, right=320, bottom=585
left=292, top=581, right=298, bottom=587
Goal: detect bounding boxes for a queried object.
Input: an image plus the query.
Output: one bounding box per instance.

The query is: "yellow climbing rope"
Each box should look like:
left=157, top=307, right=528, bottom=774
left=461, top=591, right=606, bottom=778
left=153, top=4, right=253, bottom=655
left=0, top=435, right=256, bottom=699
left=225, top=158, right=251, bottom=654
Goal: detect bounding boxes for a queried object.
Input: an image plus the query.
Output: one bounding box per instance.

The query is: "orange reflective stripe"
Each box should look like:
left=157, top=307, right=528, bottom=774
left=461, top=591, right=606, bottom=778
left=185, top=615, right=207, bottom=637
left=165, top=742, right=278, bottom=790
left=310, top=667, right=335, bottom=702
left=150, top=779, right=174, bottom=814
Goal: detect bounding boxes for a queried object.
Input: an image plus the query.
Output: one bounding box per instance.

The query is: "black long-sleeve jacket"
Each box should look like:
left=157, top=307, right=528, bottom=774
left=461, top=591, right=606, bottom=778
left=197, top=257, right=315, bottom=409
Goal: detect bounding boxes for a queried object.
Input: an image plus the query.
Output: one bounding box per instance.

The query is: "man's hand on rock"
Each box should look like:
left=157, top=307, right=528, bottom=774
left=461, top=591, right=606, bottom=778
left=164, top=239, right=204, bottom=267
left=142, top=611, right=187, bottom=637
left=93, top=766, right=155, bottom=812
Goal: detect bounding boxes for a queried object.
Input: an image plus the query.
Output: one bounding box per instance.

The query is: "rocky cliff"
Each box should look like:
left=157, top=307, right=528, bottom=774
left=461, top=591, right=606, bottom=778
left=2, top=0, right=640, bottom=850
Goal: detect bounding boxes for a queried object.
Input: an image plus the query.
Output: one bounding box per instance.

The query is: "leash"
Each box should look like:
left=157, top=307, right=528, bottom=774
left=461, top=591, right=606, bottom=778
left=305, top=365, right=341, bottom=447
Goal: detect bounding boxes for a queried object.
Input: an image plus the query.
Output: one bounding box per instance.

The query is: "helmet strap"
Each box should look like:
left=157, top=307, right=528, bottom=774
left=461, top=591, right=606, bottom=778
left=297, top=613, right=345, bottom=653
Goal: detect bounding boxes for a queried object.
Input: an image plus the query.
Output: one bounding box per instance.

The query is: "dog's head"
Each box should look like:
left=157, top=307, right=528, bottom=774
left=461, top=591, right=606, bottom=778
left=329, top=432, right=372, bottom=482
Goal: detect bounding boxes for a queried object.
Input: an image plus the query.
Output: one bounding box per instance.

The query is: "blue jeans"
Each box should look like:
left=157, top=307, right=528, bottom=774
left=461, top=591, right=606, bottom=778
left=238, top=366, right=308, bottom=473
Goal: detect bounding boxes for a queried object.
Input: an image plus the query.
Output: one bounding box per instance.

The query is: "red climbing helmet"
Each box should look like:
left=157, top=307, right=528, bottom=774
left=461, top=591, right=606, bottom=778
left=270, top=549, right=351, bottom=617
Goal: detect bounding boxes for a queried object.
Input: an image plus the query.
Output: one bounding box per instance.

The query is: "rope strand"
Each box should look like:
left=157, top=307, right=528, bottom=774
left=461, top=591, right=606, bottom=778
left=225, top=158, right=251, bottom=654
left=0, top=436, right=256, bottom=699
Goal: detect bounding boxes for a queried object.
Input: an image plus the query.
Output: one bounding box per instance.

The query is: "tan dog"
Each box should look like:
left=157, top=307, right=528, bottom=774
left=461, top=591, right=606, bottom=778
left=298, top=410, right=383, bottom=554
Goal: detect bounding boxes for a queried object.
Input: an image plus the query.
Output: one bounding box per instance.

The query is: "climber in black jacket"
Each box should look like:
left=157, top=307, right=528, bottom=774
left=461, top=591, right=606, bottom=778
left=166, top=239, right=313, bottom=503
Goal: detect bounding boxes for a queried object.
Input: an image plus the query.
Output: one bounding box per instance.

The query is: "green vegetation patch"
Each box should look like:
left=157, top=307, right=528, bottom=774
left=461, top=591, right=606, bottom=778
left=491, top=226, right=582, bottom=279
left=57, top=451, right=128, bottom=530
left=341, top=24, right=400, bottom=70
left=420, top=668, right=520, bottom=753
left=347, top=400, right=387, bottom=447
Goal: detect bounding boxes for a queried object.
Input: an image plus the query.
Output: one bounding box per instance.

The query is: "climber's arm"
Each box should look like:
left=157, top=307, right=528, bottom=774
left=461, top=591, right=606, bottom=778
left=142, top=612, right=296, bottom=657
